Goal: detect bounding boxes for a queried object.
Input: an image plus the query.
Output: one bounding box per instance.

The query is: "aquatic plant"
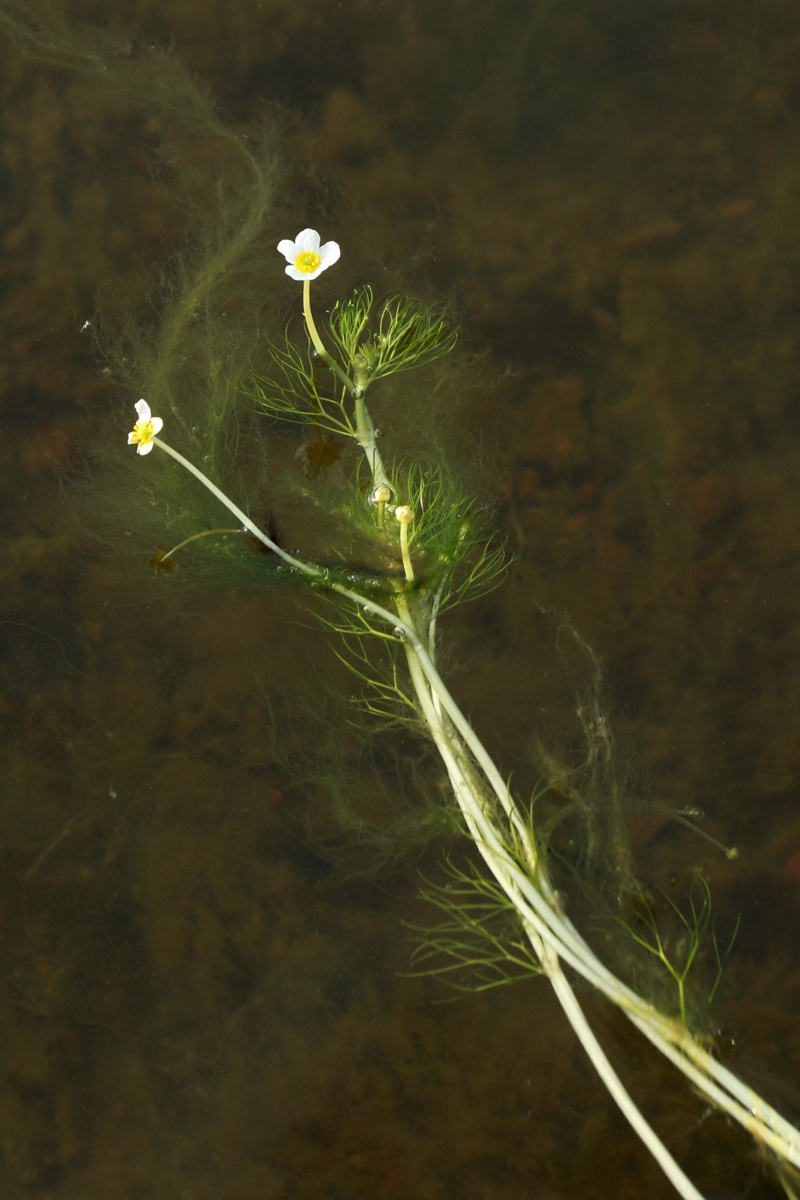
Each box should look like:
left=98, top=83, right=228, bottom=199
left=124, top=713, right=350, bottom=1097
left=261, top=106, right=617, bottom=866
left=123, top=227, right=800, bottom=1197
left=2, top=4, right=799, bottom=1198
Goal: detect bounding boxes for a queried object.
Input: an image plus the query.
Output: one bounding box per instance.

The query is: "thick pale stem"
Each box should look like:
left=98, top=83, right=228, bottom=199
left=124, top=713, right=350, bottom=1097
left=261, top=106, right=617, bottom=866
left=354, top=390, right=392, bottom=495
left=396, top=614, right=705, bottom=1200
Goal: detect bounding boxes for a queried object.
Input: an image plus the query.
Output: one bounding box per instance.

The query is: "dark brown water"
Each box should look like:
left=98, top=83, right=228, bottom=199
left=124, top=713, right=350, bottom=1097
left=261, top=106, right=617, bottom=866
left=0, top=1, right=798, bottom=1197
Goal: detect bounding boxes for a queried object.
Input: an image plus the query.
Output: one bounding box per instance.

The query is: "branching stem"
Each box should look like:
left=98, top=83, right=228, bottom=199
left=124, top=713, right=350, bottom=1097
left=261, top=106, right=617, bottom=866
left=147, top=360, right=800, bottom=1199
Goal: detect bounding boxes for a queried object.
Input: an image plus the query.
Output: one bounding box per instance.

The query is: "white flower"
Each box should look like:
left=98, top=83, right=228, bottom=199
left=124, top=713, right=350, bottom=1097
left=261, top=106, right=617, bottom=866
left=127, top=398, right=163, bottom=455
left=277, top=228, right=340, bottom=281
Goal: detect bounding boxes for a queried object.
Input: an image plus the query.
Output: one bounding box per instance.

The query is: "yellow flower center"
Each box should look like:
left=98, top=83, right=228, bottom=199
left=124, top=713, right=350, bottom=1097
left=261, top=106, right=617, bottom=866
left=133, top=420, right=155, bottom=445
left=294, top=250, right=322, bottom=274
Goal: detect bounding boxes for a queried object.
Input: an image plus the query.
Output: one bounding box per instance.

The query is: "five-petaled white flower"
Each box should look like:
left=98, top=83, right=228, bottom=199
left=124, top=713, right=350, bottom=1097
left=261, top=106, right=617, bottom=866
left=127, top=398, right=163, bottom=455
left=277, top=228, right=340, bottom=281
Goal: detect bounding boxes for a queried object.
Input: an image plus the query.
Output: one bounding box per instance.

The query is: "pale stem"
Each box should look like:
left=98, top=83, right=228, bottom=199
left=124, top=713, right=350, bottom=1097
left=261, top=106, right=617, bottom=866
left=153, top=438, right=309, bottom=573
left=302, top=278, right=353, bottom=393
left=400, top=523, right=413, bottom=581
left=354, top=392, right=392, bottom=495
left=545, top=956, right=707, bottom=1200
left=396, top=513, right=415, bottom=582
left=399, top=626, right=705, bottom=1200
left=301, top=278, right=393, bottom=496
left=152, top=437, right=407, bottom=625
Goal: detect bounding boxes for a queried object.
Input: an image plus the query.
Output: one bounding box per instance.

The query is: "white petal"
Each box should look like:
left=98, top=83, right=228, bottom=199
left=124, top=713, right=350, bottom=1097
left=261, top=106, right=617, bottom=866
left=150, top=416, right=164, bottom=435
left=284, top=264, right=306, bottom=280
left=127, top=431, right=137, bottom=444
left=294, top=228, right=320, bottom=252
left=277, top=238, right=296, bottom=261
left=319, top=240, right=341, bottom=267
left=137, top=440, right=155, bottom=455
left=135, top=398, right=151, bottom=421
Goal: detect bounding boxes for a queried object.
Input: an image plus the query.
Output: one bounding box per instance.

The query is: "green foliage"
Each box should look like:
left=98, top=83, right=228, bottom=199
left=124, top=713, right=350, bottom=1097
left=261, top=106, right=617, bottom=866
left=327, top=286, right=458, bottom=386
left=407, top=853, right=542, bottom=993
left=325, top=286, right=374, bottom=365
left=610, top=874, right=738, bottom=1028
left=245, top=325, right=357, bottom=438
left=315, top=602, right=417, bottom=726
left=380, top=460, right=506, bottom=609
left=20, top=0, right=287, bottom=595
left=246, top=286, right=458, bottom=444
left=244, top=274, right=506, bottom=630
